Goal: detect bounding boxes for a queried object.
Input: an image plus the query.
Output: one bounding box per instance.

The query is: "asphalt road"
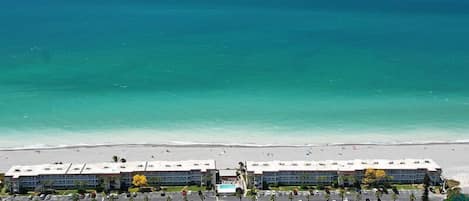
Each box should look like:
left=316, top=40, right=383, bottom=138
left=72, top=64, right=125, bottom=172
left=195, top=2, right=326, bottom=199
left=1, top=190, right=445, bottom=201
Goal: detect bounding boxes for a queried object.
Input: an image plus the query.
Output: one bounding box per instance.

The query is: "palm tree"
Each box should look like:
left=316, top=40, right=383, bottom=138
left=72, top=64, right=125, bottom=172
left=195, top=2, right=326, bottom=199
left=324, top=193, right=331, bottom=201
left=391, top=192, right=399, bottom=201
left=166, top=196, right=172, bottom=201
left=236, top=189, right=243, bottom=201
left=204, top=174, right=213, bottom=189
left=288, top=192, right=294, bottom=201
left=239, top=162, right=245, bottom=169
left=112, top=155, right=119, bottom=163
left=250, top=194, right=257, bottom=201
left=422, top=174, right=431, bottom=201
left=409, top=192, right=416, bottom=201
left=339, top=188, right=346, bottom=201
left=375, top=190, right=382, bottom=201
left=71, top=193, right=79, bottom=201
left=306, top=193, right=311, bottom=201
left=198, top=190, right=205, bottom=201
left=270, top=194, right=276, bottom=201
left=355, top=192, right=362, bottom=201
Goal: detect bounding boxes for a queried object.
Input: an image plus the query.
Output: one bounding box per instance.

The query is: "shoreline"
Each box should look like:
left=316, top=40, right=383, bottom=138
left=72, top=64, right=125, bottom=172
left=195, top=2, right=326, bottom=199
left=2, top=141, right=469, bottom=151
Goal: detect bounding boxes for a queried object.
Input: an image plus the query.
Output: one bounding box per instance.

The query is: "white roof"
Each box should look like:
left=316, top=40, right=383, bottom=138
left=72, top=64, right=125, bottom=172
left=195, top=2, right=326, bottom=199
left=5, top=160, right=215, bottom=178
left=6, top=163, right=72, bottom=178
left=246, top=159, right=441, bottom=174
left=146, top=160, right=215, bottom=172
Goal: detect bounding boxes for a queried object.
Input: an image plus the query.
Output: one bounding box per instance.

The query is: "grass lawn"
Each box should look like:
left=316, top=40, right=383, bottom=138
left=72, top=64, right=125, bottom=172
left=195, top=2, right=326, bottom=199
left=56, top=190, right=78, bottom=195
left=268, top=186, right=302, bottom=191
left=393, top=184, right=421, bottom=190
left=128, top=187, right=139, bottom=193
left=55, top=189, right=96, bottom=195
left=162, top=186, right=205, bottom=192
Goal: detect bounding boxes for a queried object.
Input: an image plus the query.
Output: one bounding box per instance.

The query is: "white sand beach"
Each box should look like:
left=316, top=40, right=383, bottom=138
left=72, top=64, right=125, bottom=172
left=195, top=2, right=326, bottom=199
left=1, top=143, right=468, bottom=192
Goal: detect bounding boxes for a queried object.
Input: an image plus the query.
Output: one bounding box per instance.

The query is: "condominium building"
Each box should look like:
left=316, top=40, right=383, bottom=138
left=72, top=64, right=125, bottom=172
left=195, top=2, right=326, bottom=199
left=4, top=160, right=216, bottom=193
left=246, top=159, right=443, bottom=189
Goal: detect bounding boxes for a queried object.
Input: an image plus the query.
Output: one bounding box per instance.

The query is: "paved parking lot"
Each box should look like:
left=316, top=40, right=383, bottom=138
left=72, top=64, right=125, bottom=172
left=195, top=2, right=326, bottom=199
left=1, top=190, right=445, bottom=201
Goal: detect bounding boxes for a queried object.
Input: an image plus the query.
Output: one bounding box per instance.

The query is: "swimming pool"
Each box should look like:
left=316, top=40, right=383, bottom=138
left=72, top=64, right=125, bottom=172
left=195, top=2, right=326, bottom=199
left=216, top=184, right=237, bottom=193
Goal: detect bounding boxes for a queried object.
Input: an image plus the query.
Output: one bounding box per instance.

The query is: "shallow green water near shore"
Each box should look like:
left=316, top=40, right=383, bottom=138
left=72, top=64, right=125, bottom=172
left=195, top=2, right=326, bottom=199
left=1, top=0, right=469, bottom=148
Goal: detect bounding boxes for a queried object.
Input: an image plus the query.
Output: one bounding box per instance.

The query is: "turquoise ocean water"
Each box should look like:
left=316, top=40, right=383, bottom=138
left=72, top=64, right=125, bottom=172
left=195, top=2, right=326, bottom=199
left=1, top=0, right=469, bottom=148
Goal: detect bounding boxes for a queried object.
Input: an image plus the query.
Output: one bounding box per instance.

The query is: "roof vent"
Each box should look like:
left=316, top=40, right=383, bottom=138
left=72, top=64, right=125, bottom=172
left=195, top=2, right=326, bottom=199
left=177, top=164, right=182, bottom=167
left=389, top=162, right=394, bottom=165
left=263, top=163, right=269, bottom=166
left=194, top=164, right=199, bottom=166
left=14, top=169, right=21, bottom=172
left=57, top=168, right=63, bottom=170
left=291, top=163, right=298, bottom=166
left=27, top=169, right=33, bottom=172
left=279, top=163, right=285, bottom=166
left=252, top=163, right=259, bottom=166
left=165, top=165, right=171, bottom=167
left=414, top=161, right=420, bottom=164
left=73, top=168, right=80, bottom=171
left=120, top=166, right=126, bottom=169
left=332, top=162, right=338, bottom=165
left=44, top=168, right=51, bottom=171
left=347, top=162, right=354, bottom=165
left=400, top=162, right=405, bottom=164
left=305, top=163, right=312, bottom=166
left=138, top=165, right=144, bottom=167
left=103, top=166, right=109, bottom=169
left=148, top=165, right=154, bottom=167
left=204, top=163, right=210, bottom=166
left=86, top=167, right=91, bottom=170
